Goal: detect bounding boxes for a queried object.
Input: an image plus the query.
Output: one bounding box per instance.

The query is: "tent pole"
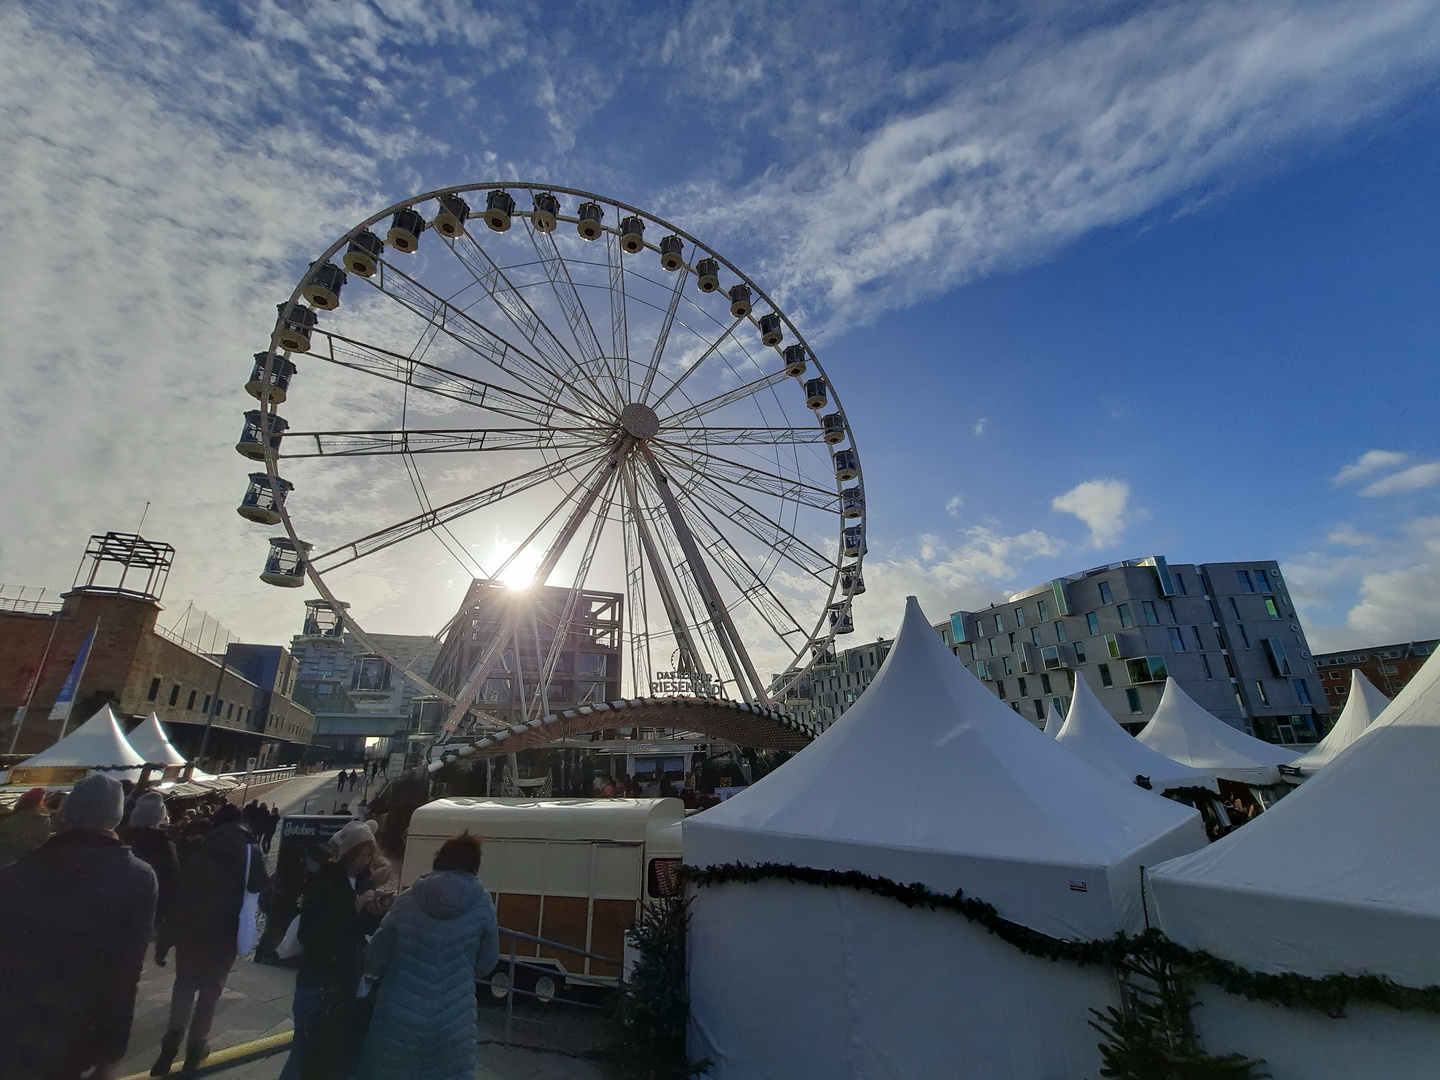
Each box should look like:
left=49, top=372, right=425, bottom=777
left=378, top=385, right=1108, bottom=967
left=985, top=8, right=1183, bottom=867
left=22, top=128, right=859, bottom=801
left=8, top=612, right=62, bottom=755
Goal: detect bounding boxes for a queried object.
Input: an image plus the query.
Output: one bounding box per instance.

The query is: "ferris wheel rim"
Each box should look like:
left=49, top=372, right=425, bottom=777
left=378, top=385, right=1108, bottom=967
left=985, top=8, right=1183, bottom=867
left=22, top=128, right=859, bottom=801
left=252, top=181, right=865, bottom=723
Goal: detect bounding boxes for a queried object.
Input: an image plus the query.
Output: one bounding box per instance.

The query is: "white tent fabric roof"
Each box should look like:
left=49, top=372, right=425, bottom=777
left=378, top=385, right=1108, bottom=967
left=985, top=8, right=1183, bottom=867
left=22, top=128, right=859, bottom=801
left=1136, top=678, right=1299, bottom=785
left=1290, top=669, right=1389, bottom=775
left=18, top=705, right=146, bottom=782
left=686, top=597, right=1207, bottom=940
left=1057, top=674, right=1219, bottom=794
left=1042, top=698, right=1064, bottom=736
left=1148, top=648, right=1440, bottom=985
left=126, top=713, right=189, bottom=767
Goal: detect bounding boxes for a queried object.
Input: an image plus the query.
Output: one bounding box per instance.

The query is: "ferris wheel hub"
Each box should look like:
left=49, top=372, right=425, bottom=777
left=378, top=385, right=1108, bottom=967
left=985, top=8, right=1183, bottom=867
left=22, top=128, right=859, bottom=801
left=619, top=402, right=661, bottom=439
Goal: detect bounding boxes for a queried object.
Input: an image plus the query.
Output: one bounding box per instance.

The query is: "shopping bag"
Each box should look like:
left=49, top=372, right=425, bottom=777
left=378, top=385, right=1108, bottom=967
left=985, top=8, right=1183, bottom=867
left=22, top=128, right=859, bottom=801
left=276, top=914, right=303, bottom=959
left=237, top=845, right=262, bottom=957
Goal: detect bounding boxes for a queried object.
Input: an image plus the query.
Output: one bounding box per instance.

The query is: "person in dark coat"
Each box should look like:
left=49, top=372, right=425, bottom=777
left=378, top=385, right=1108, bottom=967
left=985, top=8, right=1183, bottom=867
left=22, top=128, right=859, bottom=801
left=278, top=820, right=385, bottom=1080
left=336, top=769, right=348, bottom=792
left=358, top=833, right=499, bottom=1080
left=121, top=791, right=181, bottom=937
left=0, top=786, right=52, bottom=866
left=0, top=773, right=157, bottom=1080
left=152, top=803, right=269, bottom=1076
left=263, top=804, right=281, bottom=853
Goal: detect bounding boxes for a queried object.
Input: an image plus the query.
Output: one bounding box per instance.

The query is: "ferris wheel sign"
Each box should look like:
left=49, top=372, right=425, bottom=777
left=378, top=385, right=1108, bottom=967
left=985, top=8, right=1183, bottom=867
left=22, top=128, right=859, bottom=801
left=238, top=182, right=867, bottom=735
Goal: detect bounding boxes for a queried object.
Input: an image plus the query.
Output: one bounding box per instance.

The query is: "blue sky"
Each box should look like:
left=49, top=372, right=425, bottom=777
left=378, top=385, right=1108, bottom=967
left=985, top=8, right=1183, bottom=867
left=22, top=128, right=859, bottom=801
left=1, top=0, right=1438, bottom=656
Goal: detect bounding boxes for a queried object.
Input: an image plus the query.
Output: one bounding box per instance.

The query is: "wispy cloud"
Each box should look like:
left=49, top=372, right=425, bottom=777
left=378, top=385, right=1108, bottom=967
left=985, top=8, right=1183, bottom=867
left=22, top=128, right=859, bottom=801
left=1333, top=449, right=1409, bottom=485
left=1361, top=461, right=1440, bottom=497
left=945, top=495, right=964, bottom=517
left=1051, top=480, right=1131, bottom=548
left=972, top=418, right=987, bottom=437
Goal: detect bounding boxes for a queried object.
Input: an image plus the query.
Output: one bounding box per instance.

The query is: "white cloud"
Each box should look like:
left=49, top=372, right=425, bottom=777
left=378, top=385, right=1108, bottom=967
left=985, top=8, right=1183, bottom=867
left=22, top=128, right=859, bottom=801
left=1332, top=449, right=1408, bottom=485
left=1286, top=516, right=1440, bottom=652
left=945, top=495, right=964, bottom=517
left=1051, top=480, right=1131, bottom=548
left=1360, top=461, right=1440, bottom=497
left=972, top=418, right=987, bottom=437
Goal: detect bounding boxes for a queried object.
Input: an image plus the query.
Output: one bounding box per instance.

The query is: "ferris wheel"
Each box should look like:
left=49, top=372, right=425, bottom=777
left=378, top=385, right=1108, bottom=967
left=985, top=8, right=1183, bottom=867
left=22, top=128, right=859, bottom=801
left=236, top=183, right=867, bottom=736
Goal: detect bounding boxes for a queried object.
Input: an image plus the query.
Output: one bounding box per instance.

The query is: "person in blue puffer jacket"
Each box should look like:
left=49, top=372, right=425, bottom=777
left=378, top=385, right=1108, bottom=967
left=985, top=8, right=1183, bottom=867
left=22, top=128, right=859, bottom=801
left=358, top=832, right=500, bottom=1080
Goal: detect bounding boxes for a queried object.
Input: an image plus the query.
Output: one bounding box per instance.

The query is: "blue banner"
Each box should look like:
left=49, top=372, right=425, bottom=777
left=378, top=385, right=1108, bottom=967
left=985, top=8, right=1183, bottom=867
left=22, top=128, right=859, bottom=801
left=47, top=626, right=96, bottom=723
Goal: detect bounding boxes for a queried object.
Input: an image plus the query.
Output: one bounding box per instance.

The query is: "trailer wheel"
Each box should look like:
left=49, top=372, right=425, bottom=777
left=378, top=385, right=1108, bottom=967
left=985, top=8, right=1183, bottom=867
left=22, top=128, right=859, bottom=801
left=534, top=973, right=558, bottom=1003
left=489, top=969, right=511, bottom=999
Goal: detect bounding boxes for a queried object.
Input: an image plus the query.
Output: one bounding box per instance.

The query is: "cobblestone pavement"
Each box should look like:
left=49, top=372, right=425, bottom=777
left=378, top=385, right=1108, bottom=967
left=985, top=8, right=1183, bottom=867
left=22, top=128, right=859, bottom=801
left=117, top=771, right=608, bottom=1079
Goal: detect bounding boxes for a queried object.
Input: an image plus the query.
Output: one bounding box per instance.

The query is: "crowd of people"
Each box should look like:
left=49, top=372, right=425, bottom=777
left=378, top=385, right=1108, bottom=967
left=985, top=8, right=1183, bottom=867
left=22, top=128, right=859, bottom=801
left=0, top=770, right=501, bottom=1080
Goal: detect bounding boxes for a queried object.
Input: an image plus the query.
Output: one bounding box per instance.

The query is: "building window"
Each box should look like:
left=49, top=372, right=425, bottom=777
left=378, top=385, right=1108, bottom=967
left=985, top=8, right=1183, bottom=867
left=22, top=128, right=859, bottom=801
left=988, top=638, right=997, bottom=657
left=1142, top=601, right=1159, bottom=625
left=1255, top=680, right=1270, bottom=706
left=994, top=614, right=1004, bottom=633
left=1224, top=653, right=1237, bottom=678
left=1201, top=654, right=1213, bottom=679
left=1229, top=597, right=1242, bottom=620
left=1105, top=634, right=1121, bottom=659
left=1098, top=581, right=1113, bottom=605
left=1015, top=607, right=1026, bottom=627
left=1167, top=627, right=1185, bottom=652
left=1002, top=656, right=1013, bottom=676
left=1191, top=626, right=1205, bottom=651
left=168, top=683, right=181, bottom=706
left=147, top=678, right=161, bottom=702
left=1011, top=701, right=1021, bottom=713
left=1294, top=679, right=1313, bottom=705
left=1030, top=626, right=1041, bottom=646
left=202, top=694, right=211, bottom=713
left=1236, top=624, right=1251, bottom=649
left=1056, top=621, right=1068, bottom=642
left=1040, top=674, right=1053, bottom=694
left=1018, top=677, right=1029, bottom=697
left=976, top=660, right=991, bottom=680
left=997, top=680, right=1007, bottom=699
left=226, top=702, right=234, bottom=719
left=1040, top=646, right=1062, bottom=670
left=1126, top=688, right=1143, bottom=713
left=1255, top=568, right=1272, bottom=592
left=1238, top=570, right=1254, bottom=593
left=1035, top=700, right=1046, bottom=721
left=187, top=689, right=197, bottom=710
left=1074, top=640, right=1087, bottom=663
left=1265, top=597, right=1280, bottom=619
left=1117, top=604, right=1134, bottom=628
left=1008, top=632, right=1016, bottom=650
left=1085, top=612, right=1099, bottom=635
left=1165, top=599, right=1178, bottom=622
left=1262, top=638, right=1291, bottom=677
left=1126, top=656, right=1169, bottom=684
left=1037, top=599, right=1049, bottom=622
left=1175, top=572, right=1187, bottom=595
left=1098, top=663, right=1113, bottom=687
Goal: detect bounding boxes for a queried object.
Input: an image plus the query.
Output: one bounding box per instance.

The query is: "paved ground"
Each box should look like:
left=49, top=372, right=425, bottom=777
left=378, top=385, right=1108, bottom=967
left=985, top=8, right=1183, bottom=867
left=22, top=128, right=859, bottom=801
left=117, top=770, right=607, bottom=1079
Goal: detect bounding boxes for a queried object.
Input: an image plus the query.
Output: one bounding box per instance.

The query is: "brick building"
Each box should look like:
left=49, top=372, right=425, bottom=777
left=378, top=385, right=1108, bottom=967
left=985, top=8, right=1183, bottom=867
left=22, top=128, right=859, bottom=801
left=1313, top=639, right=1437, bottom=711
left=0, top=533, right=313, bottom=769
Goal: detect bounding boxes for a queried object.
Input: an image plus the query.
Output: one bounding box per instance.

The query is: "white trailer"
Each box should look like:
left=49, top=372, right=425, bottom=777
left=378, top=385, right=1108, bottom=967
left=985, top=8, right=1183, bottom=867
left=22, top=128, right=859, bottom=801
left=404, top=797, right=684, bottom=996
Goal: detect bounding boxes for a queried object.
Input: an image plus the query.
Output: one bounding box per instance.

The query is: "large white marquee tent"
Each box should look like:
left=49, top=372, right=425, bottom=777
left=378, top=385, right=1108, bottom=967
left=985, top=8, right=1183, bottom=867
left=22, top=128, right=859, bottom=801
left=1056, top=674, right=1218, bottom=794
left=1136, top=678, right=1299, bottom=785
left=11, top=705, right=146, bottom=783
left=685, top=598, right=1208, bottom=1079
left=1289, top=669, right=1388, bottom=775
left=1146, top=651, right=1440, bottom=1078
left=126, top=713, right=189, bottom=767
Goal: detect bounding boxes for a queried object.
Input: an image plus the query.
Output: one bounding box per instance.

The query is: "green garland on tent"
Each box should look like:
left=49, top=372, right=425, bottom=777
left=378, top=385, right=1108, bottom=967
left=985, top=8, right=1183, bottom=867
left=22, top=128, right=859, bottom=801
left=683, top=862, right=1440, bottom=1018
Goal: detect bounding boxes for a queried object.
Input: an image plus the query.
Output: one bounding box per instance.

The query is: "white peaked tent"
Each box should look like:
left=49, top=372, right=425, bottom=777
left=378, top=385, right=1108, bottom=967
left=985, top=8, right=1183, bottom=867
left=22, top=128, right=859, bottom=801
left=1289, top=669, right=1388, bottom=775
left=1146, top=651, right=1440, bottom=1078
left=1136, top=678, right=1299, bottom=786
left=686, top=598, right=1207, bottom=1080
left=127, top=713, right=189, bottom=767
left=15, top=704, right=146, bottom=782
left=1043, top=698, right=1065, bottom=736
left=1057, top=674, right=1219, bottom=794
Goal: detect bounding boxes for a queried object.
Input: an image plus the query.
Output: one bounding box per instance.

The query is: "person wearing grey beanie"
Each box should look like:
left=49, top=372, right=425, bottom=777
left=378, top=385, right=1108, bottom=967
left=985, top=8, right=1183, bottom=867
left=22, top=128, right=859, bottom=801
left=0, top=771, right=158, bottom=1080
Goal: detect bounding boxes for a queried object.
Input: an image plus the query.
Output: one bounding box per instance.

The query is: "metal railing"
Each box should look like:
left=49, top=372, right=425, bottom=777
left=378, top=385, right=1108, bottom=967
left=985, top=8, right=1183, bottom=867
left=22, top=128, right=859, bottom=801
left=491, top=925, right=622, bottom=1037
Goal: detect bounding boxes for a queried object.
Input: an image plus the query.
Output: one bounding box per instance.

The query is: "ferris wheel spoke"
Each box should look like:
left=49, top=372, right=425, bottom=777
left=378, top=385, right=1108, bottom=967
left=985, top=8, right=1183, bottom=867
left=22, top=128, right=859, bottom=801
left=636, top=257, right=690, bottom=405
left=662, top=425, right=828, bottom=447
left=444, top=234, right=615, bottom=415
left=366, top=259, right=608, bottom=419
left=649, top=315, right=747, bottom=410
left=604, top=231, right=631, bottom=405
left=661, top=368, right=792, bottom=428
left=654, top=449, right=839, bottom=580
left=525, top=224, right=615, bottom=408
left=620, top=477, right=654, bottom=697
left=280, top=427, right=606, bottom=458
left=440, top=441, right=634, bottom=735
left=310, top=447, right=600, bottom=573
left=664, top=478, right=810, bottom=643
left=308, top=330, right=582, bottom=428
left=657, top=442, right=840, bottom=511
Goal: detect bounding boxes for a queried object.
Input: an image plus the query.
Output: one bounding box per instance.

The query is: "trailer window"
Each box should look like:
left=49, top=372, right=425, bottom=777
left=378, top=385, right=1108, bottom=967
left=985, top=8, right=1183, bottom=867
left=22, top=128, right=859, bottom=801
left=648, top=858, right=683, bottom=898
